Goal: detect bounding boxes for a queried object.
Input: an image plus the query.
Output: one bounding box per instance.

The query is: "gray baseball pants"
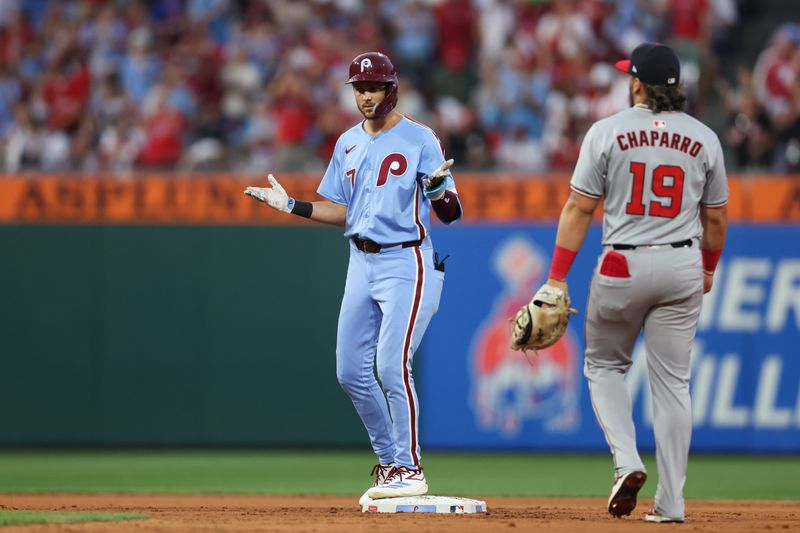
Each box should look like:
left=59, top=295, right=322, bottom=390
left=584, top=241, right=703, bottom=520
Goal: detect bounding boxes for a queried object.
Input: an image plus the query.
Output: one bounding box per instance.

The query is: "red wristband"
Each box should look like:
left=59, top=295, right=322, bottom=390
left=549, top=245, right=578, bottom=281
left=701, top=248, right=722, bottom=274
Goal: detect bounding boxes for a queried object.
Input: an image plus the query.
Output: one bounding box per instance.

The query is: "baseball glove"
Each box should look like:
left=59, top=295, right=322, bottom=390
left=510, top=284, right=578, bottom=352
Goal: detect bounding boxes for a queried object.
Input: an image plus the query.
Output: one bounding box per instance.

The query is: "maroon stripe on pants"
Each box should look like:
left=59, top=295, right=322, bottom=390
left=413, top=186, right=426, bottom=241
left=402, top=246, right=424, bottom=465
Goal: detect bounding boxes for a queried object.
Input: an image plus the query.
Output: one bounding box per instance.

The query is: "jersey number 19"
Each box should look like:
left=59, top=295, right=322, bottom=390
left=625, top=162, right=685, bottom=218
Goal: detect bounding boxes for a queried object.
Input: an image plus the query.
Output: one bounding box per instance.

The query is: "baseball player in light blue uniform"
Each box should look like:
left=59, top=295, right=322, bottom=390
left=245, top=52, right=462, bottom=505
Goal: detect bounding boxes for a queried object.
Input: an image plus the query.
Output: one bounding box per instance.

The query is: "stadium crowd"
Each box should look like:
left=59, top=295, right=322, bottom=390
left=0, top=0, right=797, bottom=174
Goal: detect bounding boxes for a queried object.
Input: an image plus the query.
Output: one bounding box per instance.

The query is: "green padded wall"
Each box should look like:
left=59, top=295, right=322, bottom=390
left=0, top=225, right=368, bottom=446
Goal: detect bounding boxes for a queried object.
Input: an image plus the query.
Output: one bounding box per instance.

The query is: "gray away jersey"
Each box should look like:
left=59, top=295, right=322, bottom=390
left=570, top=104, right=729, bottom=245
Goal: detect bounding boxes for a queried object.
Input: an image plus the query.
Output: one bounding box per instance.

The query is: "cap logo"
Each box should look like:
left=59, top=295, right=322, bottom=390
left=360, top=58, right=373, bottom=71
left=631, top=65, right=638, bottom=73
left=667, top=77, right=676, bottom=84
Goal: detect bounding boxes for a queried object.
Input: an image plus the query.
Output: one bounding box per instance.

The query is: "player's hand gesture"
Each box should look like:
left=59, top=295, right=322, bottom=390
left=422, top=159, right=454, bottom=200
left=245, top=174, right=291, bottom=212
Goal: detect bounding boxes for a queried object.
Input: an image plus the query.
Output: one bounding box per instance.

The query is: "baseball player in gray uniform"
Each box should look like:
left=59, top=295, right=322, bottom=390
left=544, top=43, right=728, bottom=523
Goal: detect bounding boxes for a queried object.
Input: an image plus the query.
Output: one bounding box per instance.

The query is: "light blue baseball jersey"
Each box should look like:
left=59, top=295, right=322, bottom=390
left=317, top=116, right=456, bottom=244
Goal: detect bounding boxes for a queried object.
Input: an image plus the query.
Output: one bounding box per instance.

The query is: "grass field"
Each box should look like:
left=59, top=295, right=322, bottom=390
left=0, top=450, right=797, bottom=500
left=0, top=511, right=147, bottom=526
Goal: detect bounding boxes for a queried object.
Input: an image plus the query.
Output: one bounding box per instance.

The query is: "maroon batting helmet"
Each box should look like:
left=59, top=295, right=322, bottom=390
left=346, top=52, right=398, bottom=118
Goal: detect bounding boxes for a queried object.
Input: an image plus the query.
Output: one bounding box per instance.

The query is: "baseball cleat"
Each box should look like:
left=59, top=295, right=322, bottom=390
left=644, top=509, right=684, bottom=523
left=608, top=470, right=647, bottom=517
left=359, top=464, right=394, bottom=506
left=366, top=466, right=428, bottom=500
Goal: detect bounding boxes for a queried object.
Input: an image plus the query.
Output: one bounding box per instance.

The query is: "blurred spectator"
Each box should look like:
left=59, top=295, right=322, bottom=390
left=395, top=76, right=433, bottom=126
left=772, top=46, right=800, bottom=172
left=120, top=27, right=161, bottom=105
left=667, top=0, right=711, bottom=65
left=80, top=4, right=126, bottom=81
left=137, top=84, right=185, bottom=168
left=475, top=0, right=515, bottom=63
left=383, top=0, right=436, bottom=93
left=726, top=92, right=774, bottom=170
left=5, top=102, right=39, bottom=171
left=270, top=69, right=317, bottom=171
left=602, top=0, right=657, bottom=54
left=720, top=66, right=772, bottom=170
left=221, top=46, right=261, bottom=120
left=535, top=0, right=596, bottom=62
left=431, top=0, right=477, bottom=103
left=90, top=73, right=127, bottom=126
left=752, top=24, right=800, bottom=172
left=71, top=114, right=99, bottom=171
left=709, top=0, right=738, bottom=54
left=0, top=64, right=21, bottom=135
left=0, top=7, right=33, bottom=67
left=18, top=37, right=45, bottom=83
left=42, top=51, right=90, bottom=132
left=178, top=29, right=224, bottom=110
left=98, top=112, right=146, bottom=172
left=753, top=24, right=800, bottom=127
left=236, top=98, right=274, bottom=173
left=187, top=0, right=231, bottom=45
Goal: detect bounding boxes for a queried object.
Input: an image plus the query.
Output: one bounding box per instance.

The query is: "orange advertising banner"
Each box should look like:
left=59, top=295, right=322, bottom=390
left=0, top=173, right=797, bottom=224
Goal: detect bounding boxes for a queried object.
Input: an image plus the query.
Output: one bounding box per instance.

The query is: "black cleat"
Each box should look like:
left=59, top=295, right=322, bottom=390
left=608, top=470, right=647, bottom=518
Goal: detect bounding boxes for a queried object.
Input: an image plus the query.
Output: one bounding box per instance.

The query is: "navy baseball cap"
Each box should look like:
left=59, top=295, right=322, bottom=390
left=615, top=42, right=680, bottom=86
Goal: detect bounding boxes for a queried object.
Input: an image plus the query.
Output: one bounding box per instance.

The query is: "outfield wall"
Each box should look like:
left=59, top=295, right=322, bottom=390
left=1, top=174, right=798, bottom=451
left=420, top=225, right=800, bottom=452
left=0, top=225, right=362, bottom=446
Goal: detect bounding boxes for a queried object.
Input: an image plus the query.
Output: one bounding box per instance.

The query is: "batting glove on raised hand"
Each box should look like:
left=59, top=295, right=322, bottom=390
left=244, top=174, right=292, bottom=212
left=422, top=159, right=454, bottom=200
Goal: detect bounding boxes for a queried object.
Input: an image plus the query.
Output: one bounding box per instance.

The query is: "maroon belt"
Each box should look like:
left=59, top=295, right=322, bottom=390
left=352, top=237, right=422, bottom=253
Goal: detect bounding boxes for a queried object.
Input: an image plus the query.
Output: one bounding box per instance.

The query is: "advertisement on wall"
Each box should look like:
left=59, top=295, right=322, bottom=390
left=420, top=225, right=800, bottom=452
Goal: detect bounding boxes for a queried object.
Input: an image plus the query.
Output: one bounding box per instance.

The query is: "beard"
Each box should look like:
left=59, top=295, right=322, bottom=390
left=361, top=104, right=376, bottom=118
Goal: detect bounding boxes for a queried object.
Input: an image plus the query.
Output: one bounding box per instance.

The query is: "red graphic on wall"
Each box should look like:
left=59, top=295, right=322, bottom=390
left=471, top=236, right=581, bottom=436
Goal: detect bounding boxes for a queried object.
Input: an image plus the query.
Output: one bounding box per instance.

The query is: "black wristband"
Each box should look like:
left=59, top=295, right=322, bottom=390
left=291, top=200, right=313, bottom=218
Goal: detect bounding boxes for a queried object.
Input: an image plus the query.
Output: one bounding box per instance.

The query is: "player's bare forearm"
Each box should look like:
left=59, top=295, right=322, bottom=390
left=555, top=192, right=600, bottom=253
left=700, top=204, right=727, bottom=292
left=700, top=204, right=727, bottom=252
left=546, top=192, right=600, bottom=288
left=309, top=201, right=347, bottom=227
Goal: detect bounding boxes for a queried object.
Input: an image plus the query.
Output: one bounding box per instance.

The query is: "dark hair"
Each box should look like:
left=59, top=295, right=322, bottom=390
left=643, top=81, right=687, bottom=113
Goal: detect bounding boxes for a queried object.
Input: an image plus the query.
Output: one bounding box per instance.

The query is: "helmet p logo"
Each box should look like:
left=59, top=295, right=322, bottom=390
left=360, top=58, right=373, bottom=72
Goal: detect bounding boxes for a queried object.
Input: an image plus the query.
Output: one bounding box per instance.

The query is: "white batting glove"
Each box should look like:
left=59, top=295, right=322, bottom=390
left=244, top=174, right=291, bottom=213
left=422, top=159, right=454, bottom=200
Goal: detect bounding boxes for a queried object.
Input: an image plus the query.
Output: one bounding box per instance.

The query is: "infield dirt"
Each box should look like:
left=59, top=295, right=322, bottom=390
left=1, top=493, right=797, bottom=532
